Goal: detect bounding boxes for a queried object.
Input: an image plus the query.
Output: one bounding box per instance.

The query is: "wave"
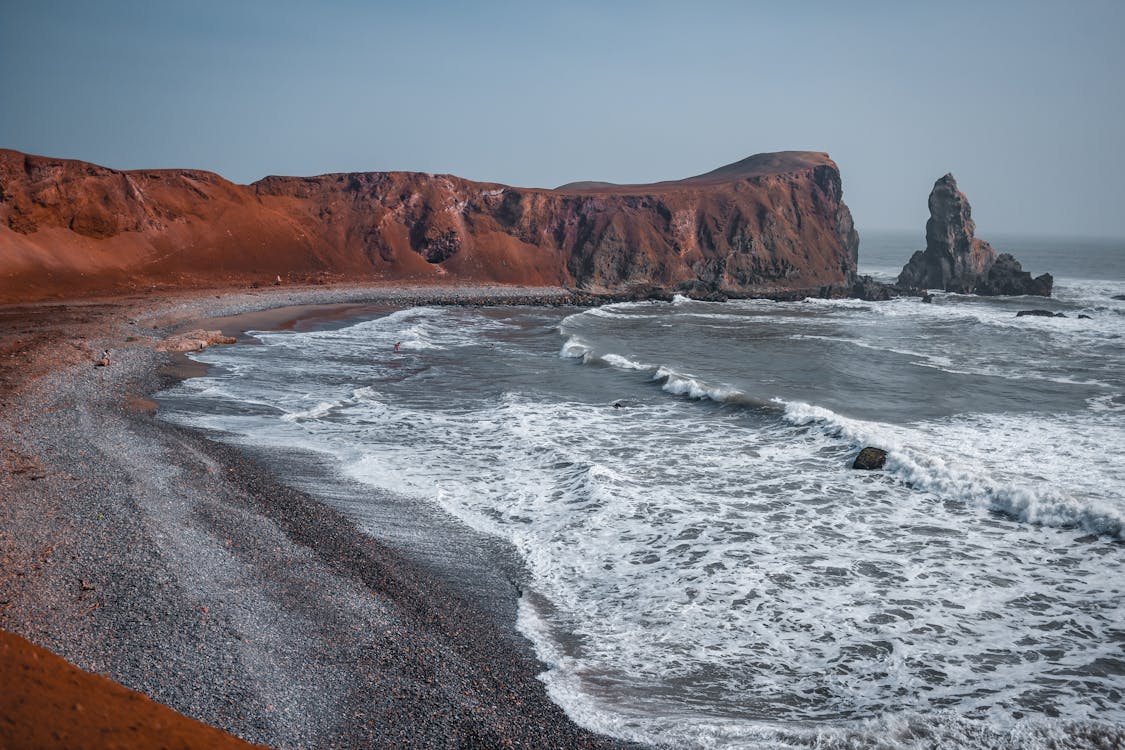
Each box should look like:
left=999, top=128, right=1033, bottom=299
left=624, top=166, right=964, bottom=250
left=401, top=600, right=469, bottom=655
left=559, top=335, right=593, bottom=361
left=518, top=594, right=1121, bottom=750
left=786, top=334, right=1116, bottom=388
left=653, top=365, right=749, bottom=404
left=780, top=400, right=1125, bottom=540
left=280, top=400, right=341, bottom=422
left=1087, top=393, right=1125, bottom=412
left=560, top=333, right=773, bottom=407
left=559, top=334, right=653, bottom=372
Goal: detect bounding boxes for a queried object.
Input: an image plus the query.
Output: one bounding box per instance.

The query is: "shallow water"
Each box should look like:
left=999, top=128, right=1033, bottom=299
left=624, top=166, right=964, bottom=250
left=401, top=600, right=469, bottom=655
left=160, top=238, right=1125, bottom=749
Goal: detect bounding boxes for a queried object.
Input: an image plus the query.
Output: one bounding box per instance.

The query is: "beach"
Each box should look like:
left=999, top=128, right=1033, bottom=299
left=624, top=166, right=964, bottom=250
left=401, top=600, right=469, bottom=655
left=0, top=283, right=640, bottom=749
left=149, top=268, right=1124, bottom=749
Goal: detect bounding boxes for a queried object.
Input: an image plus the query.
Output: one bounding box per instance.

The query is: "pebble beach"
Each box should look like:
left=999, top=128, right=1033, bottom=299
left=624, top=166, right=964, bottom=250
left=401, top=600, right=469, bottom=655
left=0, top=283, right=641, bottom=749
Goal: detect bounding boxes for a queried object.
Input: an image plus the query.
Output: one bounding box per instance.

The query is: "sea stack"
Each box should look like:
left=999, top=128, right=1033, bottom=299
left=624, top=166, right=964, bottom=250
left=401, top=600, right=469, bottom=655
left=897, top=174, right=1052, bottom=296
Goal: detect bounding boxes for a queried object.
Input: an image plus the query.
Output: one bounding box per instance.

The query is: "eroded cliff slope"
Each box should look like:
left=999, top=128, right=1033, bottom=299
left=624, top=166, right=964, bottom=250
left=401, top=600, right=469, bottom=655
left=0, top=149, right=858, bottom=302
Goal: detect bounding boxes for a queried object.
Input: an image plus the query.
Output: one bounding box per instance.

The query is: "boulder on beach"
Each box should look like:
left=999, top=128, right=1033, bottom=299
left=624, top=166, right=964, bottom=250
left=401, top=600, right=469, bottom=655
left=852, top=447, right=888, bottom=470
left=155, top=330, right=237, bottom=352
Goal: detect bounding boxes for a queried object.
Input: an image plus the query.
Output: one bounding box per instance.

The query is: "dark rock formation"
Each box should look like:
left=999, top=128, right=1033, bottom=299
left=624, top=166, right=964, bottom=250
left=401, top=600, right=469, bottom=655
left=1016, top=309, right=1065, bottom=318
left=851, top=275, right=893, bottom=301
left=0, top=149, right=860, bottom=303
left=974, top=253, right=1053, bottom=296
left=675, top=279, right=728, bottom=302
left=896, top=174, right=1051, bottom=297
left=921, top=293, right=934, bottom=303
left=897, top=174, right=995, bottom=292
left=852, top=447, right=888, bottom=470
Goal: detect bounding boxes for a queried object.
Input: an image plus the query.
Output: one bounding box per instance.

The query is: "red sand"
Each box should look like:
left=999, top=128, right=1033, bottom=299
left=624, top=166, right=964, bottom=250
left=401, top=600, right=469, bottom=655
left=0, top=629, right=266, bottom=749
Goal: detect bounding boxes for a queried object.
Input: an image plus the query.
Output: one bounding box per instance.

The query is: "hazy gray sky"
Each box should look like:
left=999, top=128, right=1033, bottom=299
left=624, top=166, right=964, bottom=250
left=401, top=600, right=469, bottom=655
left=3, top=0, right=1123, bottom=237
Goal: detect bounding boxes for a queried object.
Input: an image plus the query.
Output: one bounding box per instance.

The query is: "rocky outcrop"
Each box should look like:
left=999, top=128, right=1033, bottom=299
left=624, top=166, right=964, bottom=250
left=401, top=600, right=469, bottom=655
left=1016, top=309, right=1066, bottom=318
left=974, top=253, right=1053, bottom=296
left=897, top=174, right=1051, bottom=297
left=897, top=174, right=996, bottom=292
left=852, top=447, right=888, bottom=470
left=154, top=330, right=238, bottom=352
left=0, top=149, right=860, bottom=303
left=851, top=275, right=893, bottom=301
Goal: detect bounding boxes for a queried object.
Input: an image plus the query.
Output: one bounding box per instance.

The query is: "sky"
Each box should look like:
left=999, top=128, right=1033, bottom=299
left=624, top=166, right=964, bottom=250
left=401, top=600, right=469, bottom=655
left=3, top=0, right=1123, bottom=238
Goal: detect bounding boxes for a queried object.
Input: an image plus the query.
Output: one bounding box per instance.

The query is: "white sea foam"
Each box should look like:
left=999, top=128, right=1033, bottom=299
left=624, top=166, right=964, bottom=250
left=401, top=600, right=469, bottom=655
left=161, top=302, right=1125, bottom=750
left=654, top=366, right=744, bottom=402
left=559, top=335, right=592, bottom=360
left=280, top=400, right=340, bottom=422
left=779, top=399, right=1125, bottom=539
left=601, top=352, right=652, bottom=371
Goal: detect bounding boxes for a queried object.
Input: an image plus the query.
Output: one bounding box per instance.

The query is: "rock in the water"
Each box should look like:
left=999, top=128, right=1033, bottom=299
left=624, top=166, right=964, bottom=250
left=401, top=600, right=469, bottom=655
left=1016, top=309, right=1063, bottom=318
left=851, top=275, right=893, bottom=301
left=921, top=293, right=934, bottom=303
left=974, top=253, right=1053, bottom=296
left=852, top=447, right=888, bottom=470
left=896, top=174, right=1051, bottom=297
left=1113, top=294, right=1125, bottom=301
left=896, top=174, right=995, bottom=292
left=1078, top=314, right=1092, bottom=319
left=675, top=279, right=728, bottom=302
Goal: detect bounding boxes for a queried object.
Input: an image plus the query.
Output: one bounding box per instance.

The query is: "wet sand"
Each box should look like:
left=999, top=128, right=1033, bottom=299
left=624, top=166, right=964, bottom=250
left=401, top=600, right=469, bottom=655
left=0, top=283, right=641, bottom=749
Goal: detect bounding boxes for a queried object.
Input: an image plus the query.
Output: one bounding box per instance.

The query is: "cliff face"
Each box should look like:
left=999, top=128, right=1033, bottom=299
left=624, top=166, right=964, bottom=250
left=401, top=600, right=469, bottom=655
left=897, top=174, right=1051, bottom=296
left=0, top=149, right=859, bottom=303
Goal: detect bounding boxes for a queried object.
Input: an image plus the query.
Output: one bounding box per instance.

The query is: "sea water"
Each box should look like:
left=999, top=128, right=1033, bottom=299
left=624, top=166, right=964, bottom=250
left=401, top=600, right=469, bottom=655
left=159, top=232, right=1125, bottom=749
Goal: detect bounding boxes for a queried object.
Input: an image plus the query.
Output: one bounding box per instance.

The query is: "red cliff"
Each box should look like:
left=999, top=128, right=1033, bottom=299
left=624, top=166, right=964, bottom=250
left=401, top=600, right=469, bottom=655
left=0, top=149, right=858, bottom=303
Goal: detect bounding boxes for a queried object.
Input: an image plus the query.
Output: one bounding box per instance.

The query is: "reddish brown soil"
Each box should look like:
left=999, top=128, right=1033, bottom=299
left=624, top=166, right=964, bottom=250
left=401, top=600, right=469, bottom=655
left=0, top=149, right=858, bottom=304
left=0, top=629, right=265, bottom=749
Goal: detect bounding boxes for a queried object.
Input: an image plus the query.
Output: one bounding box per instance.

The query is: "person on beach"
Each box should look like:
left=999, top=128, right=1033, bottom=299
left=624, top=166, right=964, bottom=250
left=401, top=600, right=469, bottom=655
left=394, top=341, right=401, bottom=353
left=96, top=349, right=110, bottom=367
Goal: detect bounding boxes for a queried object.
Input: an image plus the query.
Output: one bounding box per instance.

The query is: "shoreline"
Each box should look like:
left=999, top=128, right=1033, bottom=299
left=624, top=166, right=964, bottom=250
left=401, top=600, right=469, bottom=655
left=0, top=283, right=642, bottom=749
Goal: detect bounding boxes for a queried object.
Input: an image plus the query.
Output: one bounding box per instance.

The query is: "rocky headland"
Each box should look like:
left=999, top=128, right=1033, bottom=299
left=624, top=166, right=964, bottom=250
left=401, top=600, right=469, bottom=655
left=896, top=174, right=1052, bottom=296
left=0, top=149, right=859, bottom=303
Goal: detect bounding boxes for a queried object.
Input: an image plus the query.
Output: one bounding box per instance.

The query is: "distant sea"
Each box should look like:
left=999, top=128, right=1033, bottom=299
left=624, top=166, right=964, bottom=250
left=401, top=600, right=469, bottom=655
left=160, top=231, right=1125, bottom=749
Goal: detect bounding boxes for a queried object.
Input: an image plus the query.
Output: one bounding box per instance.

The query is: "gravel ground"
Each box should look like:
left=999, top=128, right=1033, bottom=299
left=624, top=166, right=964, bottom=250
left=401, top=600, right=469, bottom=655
left=0, top=283, right=646, bottom=749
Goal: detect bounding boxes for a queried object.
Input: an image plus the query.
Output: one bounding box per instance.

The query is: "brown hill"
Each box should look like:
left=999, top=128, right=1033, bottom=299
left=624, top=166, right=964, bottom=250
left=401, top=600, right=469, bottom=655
left=0, top=149, right=858, bottom=303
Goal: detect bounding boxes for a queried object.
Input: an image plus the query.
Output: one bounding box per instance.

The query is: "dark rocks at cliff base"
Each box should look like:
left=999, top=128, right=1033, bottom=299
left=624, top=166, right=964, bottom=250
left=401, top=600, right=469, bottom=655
left=675, top=280, right=728, bottom=302
left=852, top=447, right=888, bottom=470
left=896, top=174, right=1052, bottom=297
left=974, top=254, right=1053, bottom=296
left=1016, top=309, right=1066, bottom=318
left=851, top=276, right=893, bottom=301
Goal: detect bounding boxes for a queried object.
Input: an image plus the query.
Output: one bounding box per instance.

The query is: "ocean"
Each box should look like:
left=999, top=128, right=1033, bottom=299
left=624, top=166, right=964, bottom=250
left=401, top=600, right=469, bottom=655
left=159, top=230, right=1125, bottom=749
